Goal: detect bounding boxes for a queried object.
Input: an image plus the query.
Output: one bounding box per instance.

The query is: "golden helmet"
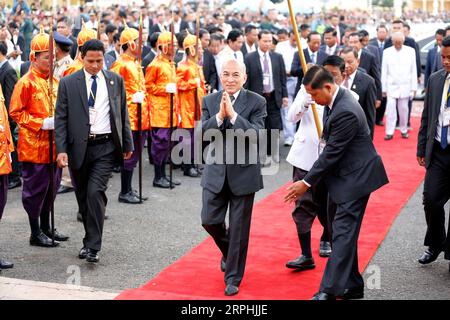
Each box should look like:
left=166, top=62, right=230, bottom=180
left=30, top=26, right=50, bottom=53
left=183, top=32, right=197, bottom=56
left=120, top=23, right=139, bottom=46
left=157, top=31, right=173, bottom=55
left=77, top=21, right=97, bottom=47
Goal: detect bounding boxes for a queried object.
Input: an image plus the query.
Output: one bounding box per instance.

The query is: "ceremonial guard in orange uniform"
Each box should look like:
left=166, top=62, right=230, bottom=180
left=63, top=23, right=97, bottom=77
left=0, top=86, right=15, bottom=269
left=110, top=24, right=150, bottom=203
left=9, top=28, right=68, bottom=247
left=145, top=30, right=180, bottom=189
left=176, top=33, right=206, bottom=177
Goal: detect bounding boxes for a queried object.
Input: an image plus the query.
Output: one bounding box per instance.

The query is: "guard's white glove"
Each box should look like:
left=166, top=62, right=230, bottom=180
left=304, top=93, right=313, bottom=109
left=41, top=117, right=54, bottom=130
left=195, top=78, right=201, bottom=88
left=166, top=83, right=177, bottom=93
left=132, top=91, right=145, bottom=103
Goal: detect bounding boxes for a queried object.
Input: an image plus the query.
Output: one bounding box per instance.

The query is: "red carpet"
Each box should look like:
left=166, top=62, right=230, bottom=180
left=116, top=117, right=424, bottom=300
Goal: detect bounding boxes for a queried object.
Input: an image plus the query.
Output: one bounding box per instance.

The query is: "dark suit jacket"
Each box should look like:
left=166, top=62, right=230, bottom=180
left=142, top=50, right=156, bottom=75
left=241, top=43, right=258, bottom=58
left=369, top=38, right=385, bottom=65
left=291, top=48, right=328, bottom=94
left=385, top=36, right=421, bottom=77
left=244, top=51, right=288, bottom=109
left=141, top=45, right=151, bottom=61
left=425, top=46, right=441, bottom=86
left=104, top=53, right=115, bottom=70
left=359, top=49, right=382, bottom=101
left=20, top=61, right=31, bottom=77
left=350, top=71, right=377, bottom=139
left=203, top=49, right=218, bottom=91
left=0, top=61, right=18, bottom=111
left=201, top=89, right=267, bottom=196
left=150, top=24, right=163, bottom=35
left=55, top=69, right=133, bottom=170
left=305, top=88, right=388, bottom=204
left=417, top=69, right=448, bottom=168
left=366, top=44, right=381, bottom=69
left=69, top=35, right=78, bottom=60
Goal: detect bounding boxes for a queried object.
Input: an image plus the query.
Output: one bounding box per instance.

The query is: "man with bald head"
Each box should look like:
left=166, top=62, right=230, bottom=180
left=382, top=31, right=417, bottom=140
left=201, top=59, right=267, bottom=296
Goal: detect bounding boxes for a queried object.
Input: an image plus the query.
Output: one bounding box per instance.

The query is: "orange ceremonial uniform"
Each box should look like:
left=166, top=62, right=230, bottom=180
left=9, top=66, right=58, bottom=164
left=176, top=59, right=206, bottom=128
left=145, top=55, right=179, bottom=128
left=62, top=56, right=84, bottom=77
left=0, top=86, right=14, bottom=175
left=110, top=54, right=150, bottom=131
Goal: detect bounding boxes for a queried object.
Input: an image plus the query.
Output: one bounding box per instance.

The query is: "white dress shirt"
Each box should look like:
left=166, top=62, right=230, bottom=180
left=84, top=69, right=111, bottom=134
left=245, top=42, right=257, bottom=54
left=435, top=73, right=450, bottom=143
left=343, top=70, right=357, bottom=90
left=325, top=43, right=337, bottom=56
left=308, top=48, right=318, bottom=64
left=258, top=48, right=274, bottom=93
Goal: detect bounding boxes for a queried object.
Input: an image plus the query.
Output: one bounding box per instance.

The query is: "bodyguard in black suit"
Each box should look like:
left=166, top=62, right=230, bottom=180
left=424, top=29, right=445, bottom=86
left=201, top=59, right=266, bottom=296
left=291, top=31, right=328, bottom=95
left=417, top=37, right=450, bottom=269
left=55, top=40, right=133, bottom=263
left=142, top=32, right=160, bottom=75
left=244, top=30, right=288, bottom=159
left=285, top=66, right=388, bottom=300
left=341, top=47, right=377, bottom=139
left=0, top=43, right=20, bottom=189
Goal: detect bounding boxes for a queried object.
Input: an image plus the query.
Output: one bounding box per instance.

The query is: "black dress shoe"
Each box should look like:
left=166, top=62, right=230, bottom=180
left=86, top=249, right=99, bottom=263
left=401, top=132, right=409, bottom=139
left=384, top=135, right=393, bottom=141
left=418, top=247, right=442, bottom=264
left=311, top=291, right=336, bottom=300
left=319, top=241, right=332, bottom=257
left=339, top=287, right=364, bottom=300
left=0, top=258, right=14, bottom=269
left=153, top=178, right=171, bottom=188
left=164, top=176, right=181, bottom=186
left=113, top=166, right=121, bottom=173
left=131, top=190, right=148, bottom=201
left=220, top=257, right=226, bottom=272
left=286, top=255, right=315, bottom=270
left=118, top=191, right=141, bottom=204
left=375, top=121, right=384, bottom=126
left=42, top=229, right=69, bottom=241
left=30, top=232, right=60, bottom=247
left=57, top=185, right=74, bottom=194
left=8, top=178, right=22, bottom=190
left=79, top=247, right=88, bottom=259
left=225, top=284, right=239, bottom=296
left=184, top=167, right=200, bottom=177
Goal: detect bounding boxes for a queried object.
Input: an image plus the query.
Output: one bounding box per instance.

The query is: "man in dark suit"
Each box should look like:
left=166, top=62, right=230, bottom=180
left=321, top=27, right=342, bottom=56
left=201, top=58, right=266, bottom=296
left=241, top=24, right=258, bottom=58
left=359, top=30, right=381, bottom=69
left=285, top=66, right=388, bottom=300
left=416, top=36, right=450, bottom=270
left=340, top=47, right=377, bottom=139
left=199, top=29, right=218, bottom=93
left=244, top=30, right=288, bottom=161
left=0, top=42, right=20, bottom=190
left=369, top=24, right=389, bottom=126
left=348, top=32, right=382, bottom=105
left=105, top=33, right=120, bottom=66
left=291, top=31, right=328, bottom=95
left=55, top=39, right=133, bottom=263
left=142, top=32, right=159, bottom=75
left=425, top=29, right=446, bottom=87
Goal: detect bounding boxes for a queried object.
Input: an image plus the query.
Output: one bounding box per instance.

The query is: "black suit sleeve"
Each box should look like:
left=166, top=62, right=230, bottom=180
left=55, top=79, right=69, bottom=154
left=365, top=77, right=377, bottom=138
left=279, top=55, right=288, bottom=98
left=304, top=111, right=359, bottom=186
left=119, top=76, right=133, bottom=153
left=244, top=57, right=251, bottom=90
left=290, top=53, right=302, bottom=77
left=3, top=67, right=18, bottom=111
left=368, top=54, right=382, bottom=100
left=417, top=77, right=432, bottom=158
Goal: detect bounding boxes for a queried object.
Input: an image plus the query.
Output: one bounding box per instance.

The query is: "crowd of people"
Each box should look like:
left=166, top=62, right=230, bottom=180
left=0, top=0, right=449, bottom=299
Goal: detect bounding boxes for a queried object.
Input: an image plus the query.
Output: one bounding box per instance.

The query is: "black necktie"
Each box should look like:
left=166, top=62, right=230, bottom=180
left=230, top=95, right=235, bottom=104
left=88, top=75, right=97, bottom=108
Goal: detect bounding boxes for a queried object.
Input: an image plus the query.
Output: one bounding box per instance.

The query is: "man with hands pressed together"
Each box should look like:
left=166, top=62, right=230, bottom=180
left=284, top=66, right=388, bottom=300
left=201, top=59, right=266, bottom=297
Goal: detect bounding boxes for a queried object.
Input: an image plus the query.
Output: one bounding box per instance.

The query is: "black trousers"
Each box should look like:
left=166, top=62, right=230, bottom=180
left=263, top=92, right=282, bottom=156
left=201, top=178, right=255, bottom=286
left=292, top=167, right=329, bottom=239
left=71, top=140, right=116, bottom=251
left=423, top=141, right=450, bottom=259
left=320, top=194, right=370, bottom=296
